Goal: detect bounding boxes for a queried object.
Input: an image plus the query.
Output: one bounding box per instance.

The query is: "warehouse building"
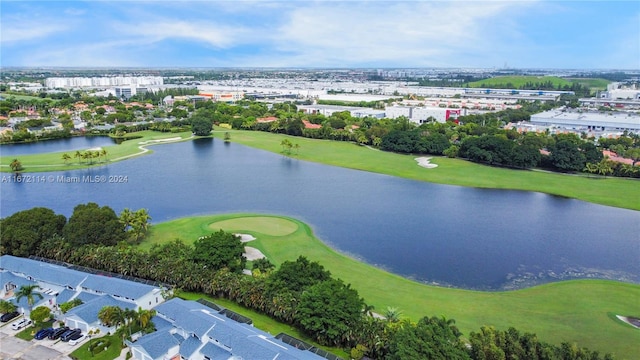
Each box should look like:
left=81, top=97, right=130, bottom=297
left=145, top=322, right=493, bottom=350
left=530, top=110, right=640, bottom=132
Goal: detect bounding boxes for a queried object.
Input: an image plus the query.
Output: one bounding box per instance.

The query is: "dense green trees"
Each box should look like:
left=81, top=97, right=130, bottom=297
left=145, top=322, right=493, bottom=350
left=468, top=326, right=614, bottom=360
left=296, top=279, right=365, bottom=346
left=7, top=203, right=619, bottom=359
left=30, top=306, right=51, bottom=325
left=0, top=207, right=67, bottom=256
left=386, top=316, right=470, bottom=360
left=63, top=203, right=126, bottom=246
left=193, top=230, right=246, bottom=273
left=549, top=140, right=586, bottom=172
left=0, top=300, right=17, bottom=314
left=190, top=108, right=214, bottom=136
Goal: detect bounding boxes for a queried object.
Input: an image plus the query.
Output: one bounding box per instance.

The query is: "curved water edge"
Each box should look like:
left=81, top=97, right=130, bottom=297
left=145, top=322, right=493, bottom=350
left=1, top=137, right=638, bottom=290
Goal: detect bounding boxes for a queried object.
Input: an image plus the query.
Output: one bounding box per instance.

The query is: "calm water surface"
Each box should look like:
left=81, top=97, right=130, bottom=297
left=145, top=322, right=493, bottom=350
left=2, top=138, right=638, bottom=290
left=0, top=136, right=116, bottom=156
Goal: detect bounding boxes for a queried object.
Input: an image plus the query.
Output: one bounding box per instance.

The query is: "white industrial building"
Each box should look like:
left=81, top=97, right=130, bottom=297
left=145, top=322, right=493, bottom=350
left=385, top=105, right=462, bottom=123
left=530, top=110, right=640, bottom=132
left=297, top=104, right=385, bottom=118
left=46, top=76, right=163, bottom=89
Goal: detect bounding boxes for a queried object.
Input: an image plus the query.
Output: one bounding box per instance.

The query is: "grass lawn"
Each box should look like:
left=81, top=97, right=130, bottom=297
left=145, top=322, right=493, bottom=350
left=70, top=333, right=123, bottom=360
left=146, top=213, right=640, bottom=360
left=0, top=130, right=195, bottom=173
left=15, top=319, right=55, bottom=341
left=0, top=92, right=56, bottom=102
left=466, top=76, right=574, bottom=88
left=566, top=78, right=611, bottom=91
left=213, top=129, right=640, bottom=210
left=178, top=292, right=350, bottom=358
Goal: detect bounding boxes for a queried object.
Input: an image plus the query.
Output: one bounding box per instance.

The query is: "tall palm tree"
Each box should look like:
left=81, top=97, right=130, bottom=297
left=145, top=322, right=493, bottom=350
left=9, top=159, right=23, bottom=173
left=62, top=153, right=71, bottom=164
left=100, top=149, right=108, bottom=162
left=74, top=150, right=82, bottom=164
left=14, top=284, right=43, bottom=312
left=137, top=308, right=156, bottom=331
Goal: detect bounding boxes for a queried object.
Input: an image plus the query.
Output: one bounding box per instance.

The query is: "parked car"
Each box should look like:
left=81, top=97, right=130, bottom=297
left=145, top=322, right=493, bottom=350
left=0, top=312, right=19, bottom=322
left=68, top=333, right=86, bottom=345
left=34, top=328, right=54, bottom=340
left=48, top=327, right=69, bottom=340
left=11, top=318, right=32, bottom=330
left=60, top=328, right=81, bottom=342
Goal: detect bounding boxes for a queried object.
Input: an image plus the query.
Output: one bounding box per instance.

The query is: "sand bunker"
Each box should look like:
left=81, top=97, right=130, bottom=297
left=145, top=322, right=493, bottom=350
left=415, top=157, right=438, bottom=169
left=244, top=246, right=266, bottom=261
left=235, top=233, right=257, bottom=242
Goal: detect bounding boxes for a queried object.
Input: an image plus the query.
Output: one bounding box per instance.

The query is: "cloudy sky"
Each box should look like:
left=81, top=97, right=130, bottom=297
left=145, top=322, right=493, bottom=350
left=1, top=1, right=638, bottom=69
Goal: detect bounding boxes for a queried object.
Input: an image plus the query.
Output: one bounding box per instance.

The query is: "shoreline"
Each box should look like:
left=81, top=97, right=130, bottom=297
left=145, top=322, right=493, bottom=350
left=146, top=213, right=640, bottom=359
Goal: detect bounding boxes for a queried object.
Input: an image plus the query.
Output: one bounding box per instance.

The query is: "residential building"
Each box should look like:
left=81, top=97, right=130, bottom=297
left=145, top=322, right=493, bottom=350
left=0, top=255, right=165, bottom=329
left=127, top=298, right=328, bottom=360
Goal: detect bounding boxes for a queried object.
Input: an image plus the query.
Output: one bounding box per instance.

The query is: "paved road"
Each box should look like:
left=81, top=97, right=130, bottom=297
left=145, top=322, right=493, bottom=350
left=0, top=319, right=73, bottom=360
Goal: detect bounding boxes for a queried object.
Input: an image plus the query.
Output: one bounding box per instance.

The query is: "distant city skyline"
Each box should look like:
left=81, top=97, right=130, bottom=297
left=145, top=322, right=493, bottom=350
left=1, top=1, right=638, bottom=70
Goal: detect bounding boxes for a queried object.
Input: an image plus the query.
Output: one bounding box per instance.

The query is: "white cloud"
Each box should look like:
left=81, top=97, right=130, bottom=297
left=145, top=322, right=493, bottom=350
left=266, top=1, right=537, bottom=67
left=1, top=19, right=69, bottom=44
left=113, top=20, right=247, bottom=48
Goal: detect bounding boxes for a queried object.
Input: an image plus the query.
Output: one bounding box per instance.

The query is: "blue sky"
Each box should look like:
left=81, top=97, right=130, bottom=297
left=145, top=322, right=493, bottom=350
left=1, top=1, right=638, bottom=69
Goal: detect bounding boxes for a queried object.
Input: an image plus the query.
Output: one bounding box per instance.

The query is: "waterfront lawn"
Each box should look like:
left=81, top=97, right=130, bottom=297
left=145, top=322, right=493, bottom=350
left=178, top=292, right=349, bottom=358
left=212, top=129, right=640, bottom=210
left=146, top=214, right=640, bottom=360
left=0, top=131, right=194, bottom=173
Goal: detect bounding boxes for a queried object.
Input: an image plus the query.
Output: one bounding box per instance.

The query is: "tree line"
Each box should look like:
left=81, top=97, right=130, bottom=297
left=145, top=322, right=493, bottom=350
left=0, top=204, right=616, bottom=359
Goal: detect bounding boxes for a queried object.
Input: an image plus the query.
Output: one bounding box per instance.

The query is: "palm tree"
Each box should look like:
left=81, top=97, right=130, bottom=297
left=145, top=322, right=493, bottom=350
left=9, top=159, right=23, bottom=173
left=595, top=158, right=614, bottom=178
left=131, top=209, right=152, bottom=243
left=584, top=163, right=598, bottom=177
left=14, top=284, right=43, bottom=312
left=62, top=153, right=71, bottom=164
left=384, top=306, right=402, bottom=323
left=0, top=299, right=17, bottom=314
left=119, top=208, right=134, bottom=230
left=137, top=307, right=156, bottom=331
left=100, top=148, right=108, bottom=162
left=293, top=143, right=300, bottom=155
left=74, top=150, right=82, bottom=164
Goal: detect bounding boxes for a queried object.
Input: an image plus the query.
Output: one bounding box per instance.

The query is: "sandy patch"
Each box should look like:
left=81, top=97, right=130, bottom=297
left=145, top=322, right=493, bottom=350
left=415, top=157, right=438, bottom=169
left=138, top=137, right=182, bottom=145
left=244, top=246, right=265, bottom=261
left=87, top=147, right=103, bottom=151
left=235, top=233, right=257, bottom=243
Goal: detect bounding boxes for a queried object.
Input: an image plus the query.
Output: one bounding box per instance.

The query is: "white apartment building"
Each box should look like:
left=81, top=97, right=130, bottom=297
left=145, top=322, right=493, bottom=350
left=46, top=76, right=163, bottom=89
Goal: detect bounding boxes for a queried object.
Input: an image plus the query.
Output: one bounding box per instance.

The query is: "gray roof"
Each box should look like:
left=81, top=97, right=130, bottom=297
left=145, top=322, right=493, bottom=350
left=0, top=271, right=37, bottom=290
left=65, top=295, right=134, bottom=324
left=0, top=255, right=86, bottom=288
left=150, top=315, right=172, bottom=332
left=1, top=256, right=159, bottom=301
left=131, top=329, right=180, bottom=360
left=200, top=342, right=232, bottom=359
left=151, top=298, right=326, bottom=360
left=179, top=335, right=202, bottom=358
left=55, top=289, right=76, bottom=304
left=79, top=274, right=157, bottom=300
left=154, top=299, right=222, bottom=338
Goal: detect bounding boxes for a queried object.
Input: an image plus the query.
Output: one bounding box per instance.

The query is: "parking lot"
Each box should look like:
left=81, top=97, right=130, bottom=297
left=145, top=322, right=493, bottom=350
left=0, top=318, right=73, bottom=360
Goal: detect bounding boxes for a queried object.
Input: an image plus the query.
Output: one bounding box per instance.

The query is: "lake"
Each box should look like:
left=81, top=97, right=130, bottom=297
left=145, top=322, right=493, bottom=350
left=1, top=137, right=638, bottom=290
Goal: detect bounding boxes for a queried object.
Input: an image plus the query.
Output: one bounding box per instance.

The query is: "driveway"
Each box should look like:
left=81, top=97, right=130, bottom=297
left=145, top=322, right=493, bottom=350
left=0, top=319, right=73, bottom=360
